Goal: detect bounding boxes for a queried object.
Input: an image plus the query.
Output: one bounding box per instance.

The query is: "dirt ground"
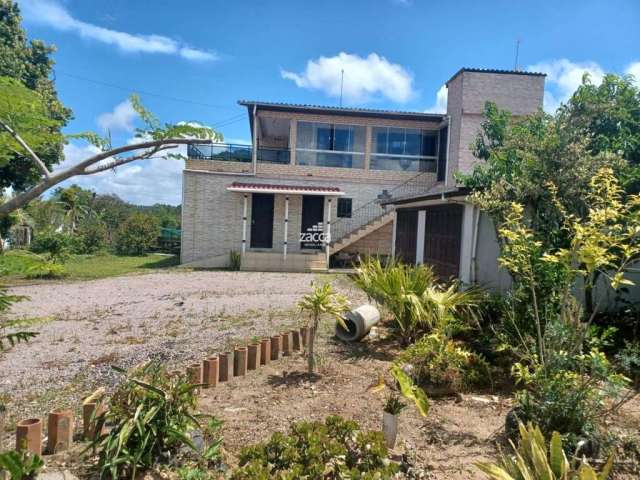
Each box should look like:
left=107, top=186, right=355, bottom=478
left=1, top=270, right=638, bottom=478
left=0, top=271, right=355, bottom=445
left=200, top=332, right=508, bottom=480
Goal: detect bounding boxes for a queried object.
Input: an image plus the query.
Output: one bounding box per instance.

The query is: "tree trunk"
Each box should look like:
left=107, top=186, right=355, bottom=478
left=307, top=314, right=318, bottom=375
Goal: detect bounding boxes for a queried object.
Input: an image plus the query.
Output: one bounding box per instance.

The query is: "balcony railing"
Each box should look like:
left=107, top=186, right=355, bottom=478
left=187, top=143, right=252, bottom=162
left=187, top=143, right=290, bottom=164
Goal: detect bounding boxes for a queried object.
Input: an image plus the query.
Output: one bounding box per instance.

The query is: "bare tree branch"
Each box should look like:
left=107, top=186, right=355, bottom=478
left=0, top=119, right=51, bottom=178
left=0, top=137, right=213, bottom=216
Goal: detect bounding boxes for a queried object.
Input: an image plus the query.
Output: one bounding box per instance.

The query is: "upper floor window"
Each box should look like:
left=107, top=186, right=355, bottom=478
left=370, top=127, right=438, bottom=172
left=296, top=121, right=365, bottom=169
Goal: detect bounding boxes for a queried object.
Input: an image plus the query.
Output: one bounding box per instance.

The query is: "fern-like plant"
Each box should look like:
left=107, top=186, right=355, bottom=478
left=0, top=285, right=37, bottom=352
left=476, top=422, right=613, bottom=480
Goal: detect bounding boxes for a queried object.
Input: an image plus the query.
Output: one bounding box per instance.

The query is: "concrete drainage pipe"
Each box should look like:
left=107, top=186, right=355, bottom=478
left=335, top=304, right=380, bottom=342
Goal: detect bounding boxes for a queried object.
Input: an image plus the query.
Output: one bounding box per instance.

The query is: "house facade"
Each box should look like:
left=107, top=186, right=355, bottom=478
left=180, top=68, right=545, bottom=279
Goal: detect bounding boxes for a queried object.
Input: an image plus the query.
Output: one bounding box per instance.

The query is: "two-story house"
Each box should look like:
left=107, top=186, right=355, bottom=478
left=181, top=67, right=545, bottom=285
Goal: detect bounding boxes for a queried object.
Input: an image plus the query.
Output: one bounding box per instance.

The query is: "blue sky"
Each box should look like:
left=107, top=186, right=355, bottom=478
left=16, top=0, right=640, bottom=205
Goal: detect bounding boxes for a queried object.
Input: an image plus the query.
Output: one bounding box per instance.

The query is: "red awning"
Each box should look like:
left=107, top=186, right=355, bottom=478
left=227, top=182, right=344, bottom=196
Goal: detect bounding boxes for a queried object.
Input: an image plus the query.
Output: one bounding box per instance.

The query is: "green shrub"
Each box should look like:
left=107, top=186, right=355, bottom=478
left=229, top=250, right=241, bottom=271
left=76, top=218, right=108, bottom=253
left=91, top=362, right=222, bottom=479
left=30, top=230, right=72, bottom=263
left=476, top=422, right=613, bottom=480
left=397, top=332, right=491, bottom=393
left=114, top=213, right=160, bottom=255
left=25, top=259, right=66, bottom=279
left=0, top=449, right=44, bottom=480
left=512, top=339, right=628, bottom=449
left=230, top=416, right=399, bottom=479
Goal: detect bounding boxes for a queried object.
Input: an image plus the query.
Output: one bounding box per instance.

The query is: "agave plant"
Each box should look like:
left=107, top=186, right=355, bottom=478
left=476, top=422, right=613, bottom=480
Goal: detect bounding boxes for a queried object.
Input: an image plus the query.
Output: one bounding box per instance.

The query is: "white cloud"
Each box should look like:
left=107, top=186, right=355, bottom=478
left=19, top=0, right=217, bottom=62
left=528, top=59, right=605, bottom=113
left=425, top=85, right=447, bottom=113
left=55, top=141, right=184, bottom=205
left=97, top=100, right=138, bottom=132
left=281, top=52, right=415, bottom=104
left=625, top=62, right=640, bottom=85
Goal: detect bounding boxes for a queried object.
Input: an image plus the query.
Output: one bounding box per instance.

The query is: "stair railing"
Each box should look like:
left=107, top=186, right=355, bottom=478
left=330, top=171, right=434, bottom=244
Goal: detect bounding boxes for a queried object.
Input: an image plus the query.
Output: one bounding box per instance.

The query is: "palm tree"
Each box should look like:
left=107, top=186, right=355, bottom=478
left=298, top=282, right=349, bottom=375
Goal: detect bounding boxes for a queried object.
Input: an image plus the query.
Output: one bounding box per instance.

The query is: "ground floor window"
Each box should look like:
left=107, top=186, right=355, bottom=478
left=337, top=198, right=352, bottom=218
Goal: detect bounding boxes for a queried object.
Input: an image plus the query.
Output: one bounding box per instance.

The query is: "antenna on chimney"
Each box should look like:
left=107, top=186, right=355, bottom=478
left=514, top=38, right=521, bottom=71
left=339, top=69, right=344, bottom=107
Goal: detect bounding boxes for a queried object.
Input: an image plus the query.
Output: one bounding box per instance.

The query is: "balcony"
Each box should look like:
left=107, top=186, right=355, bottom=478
left=187, top=143, right=290, bottom=164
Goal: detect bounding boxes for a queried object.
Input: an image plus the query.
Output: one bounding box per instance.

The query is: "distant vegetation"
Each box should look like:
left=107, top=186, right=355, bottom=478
left=0, top=184, right=181, bottom=280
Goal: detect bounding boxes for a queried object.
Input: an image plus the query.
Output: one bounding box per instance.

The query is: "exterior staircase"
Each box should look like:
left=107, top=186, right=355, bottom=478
left=330, top=211, right=394, bottom=253
left=329, top=171, right=434, bottom=255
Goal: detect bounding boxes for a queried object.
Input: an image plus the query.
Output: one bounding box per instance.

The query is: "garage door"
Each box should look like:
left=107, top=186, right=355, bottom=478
left=423, top=204, right=463, bottom=279
left=394, top=209, right=418, bottom=264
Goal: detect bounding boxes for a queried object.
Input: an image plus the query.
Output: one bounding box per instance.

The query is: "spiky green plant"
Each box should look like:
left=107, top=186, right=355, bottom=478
left=298, top=282, right=349, bottom=374
left=353, top=257, right=486, bottom=344
left=91, top=362, right=222, bottom=479
left=476, top=422, right=613, bottom=480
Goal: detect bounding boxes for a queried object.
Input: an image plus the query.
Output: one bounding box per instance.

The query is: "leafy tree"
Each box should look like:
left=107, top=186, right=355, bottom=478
left=76, top=217, right=107, bottom=254
left=93, top=194, right=135, bottom=240
left=115, top=212, right=160, bottom=256
left=0, top=0, right=71, bottom=190
left=0, top=91, right=221, bottom=216
left=558, top=74, right=640, bottom=168
left=51, top=185, right=95, bottom=233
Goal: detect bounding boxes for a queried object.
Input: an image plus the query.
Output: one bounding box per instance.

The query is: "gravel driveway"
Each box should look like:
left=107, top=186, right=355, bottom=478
left=0, top=270, right=364, bottom=445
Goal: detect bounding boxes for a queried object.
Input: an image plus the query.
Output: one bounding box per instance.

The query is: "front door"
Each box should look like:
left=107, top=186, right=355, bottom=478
left=300, top=195, right=325, bottom=249
left=250, top=193, right=274, bottom=249
left=423, top=204, right=463, bottom=279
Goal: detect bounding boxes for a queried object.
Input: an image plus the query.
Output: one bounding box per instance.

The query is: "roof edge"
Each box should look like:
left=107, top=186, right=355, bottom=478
left=237, top=100, right=444, bottom=121
left=446, top=68, right=547, bottom=86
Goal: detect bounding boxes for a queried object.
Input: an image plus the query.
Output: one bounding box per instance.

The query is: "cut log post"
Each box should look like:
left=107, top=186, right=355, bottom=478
left=187, top=363, right=203, bottom=384
left=234, top=347, right=248, bottom=376
left=203, top=357, right=219, bottom=388
left=83, top=402, right=104, bottom=441
left=260, top=338, right=271, bottom=365
left=291, top=330, right=301, bottom=351
left=47, top=410, right=73, bottom=453
left=247, top=344, right=260, bottom=370
left=218, top=352, right=232, bottom=382
left=282, top=331, right=292, bottom=356
left=270, top=335, right=282, bottom=361
left=300, top=326, right=308, bottom=349
left=16, top=418, right=42, bottom=455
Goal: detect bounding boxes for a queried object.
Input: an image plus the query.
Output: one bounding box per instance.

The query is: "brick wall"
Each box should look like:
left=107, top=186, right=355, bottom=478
left=446, top=71, right=545, bottom=185
left=181, top=171, right=418, bottom=266
left=343, top=222, right=393, bottom=256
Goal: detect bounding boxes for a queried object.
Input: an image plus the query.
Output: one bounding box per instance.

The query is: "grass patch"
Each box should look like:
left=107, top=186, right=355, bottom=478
left=0, top=251, right=180, bottom=283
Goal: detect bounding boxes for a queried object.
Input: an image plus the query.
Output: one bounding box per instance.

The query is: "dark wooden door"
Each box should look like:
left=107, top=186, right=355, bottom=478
left=300, top=195, right=324, bottom=249
left=250, top=193, right=274, bottom=248
left=394, top=209, right=418, bottom=264
left=423, top=204, right=463, bottom=279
